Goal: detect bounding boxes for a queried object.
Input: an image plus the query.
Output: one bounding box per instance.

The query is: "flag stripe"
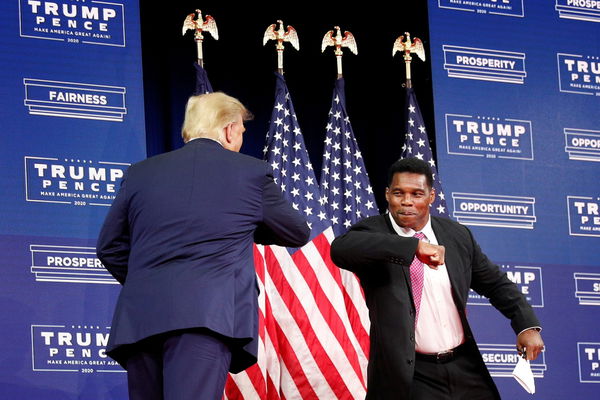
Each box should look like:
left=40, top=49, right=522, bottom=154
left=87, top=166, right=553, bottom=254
left=225, top=246, right=268, bottom=399
left=279, top=359, right=302, bottom=400
left=224, top=375, right=245, bottom=400
left=227, top=367, right=262, bottom=399
left=315, top=230, right=370, bottom=359
left=266, top=246, right=350, bottom=398
left=263, top=331, right=282, bottom=400
left=257, top=243, right=287, bottom=399
left=294, top=236, right=367, bottom=390
left=277, top=244, right=365, bottom=396
left=263, top=257, right=324, bottom=399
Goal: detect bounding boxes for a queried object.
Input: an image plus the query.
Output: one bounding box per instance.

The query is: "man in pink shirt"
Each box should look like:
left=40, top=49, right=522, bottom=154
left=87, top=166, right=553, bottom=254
left=331, top=158, right=544, bottom=399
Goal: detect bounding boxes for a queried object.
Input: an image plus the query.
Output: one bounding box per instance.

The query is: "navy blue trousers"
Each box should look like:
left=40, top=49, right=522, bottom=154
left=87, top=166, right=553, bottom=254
left=125, top=330, right=232, bottom=400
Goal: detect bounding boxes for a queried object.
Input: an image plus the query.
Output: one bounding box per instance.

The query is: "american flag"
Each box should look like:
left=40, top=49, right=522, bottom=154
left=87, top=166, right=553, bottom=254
left=225, top=73, right=369, bottom=399
left=400, top=87, right=448, bottom=217
left=260, top=73, right=329, bottom=236
left=319, top=78, right=379, bottom=236
left=193, top=63, right=213, bottom=95
left=167, top=64, right=213, bottom=153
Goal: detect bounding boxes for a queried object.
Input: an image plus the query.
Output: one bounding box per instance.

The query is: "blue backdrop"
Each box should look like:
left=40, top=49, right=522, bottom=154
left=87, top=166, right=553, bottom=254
left=2, top=1, right=599, bottom=399
left=0, top=1, right=145, bottom=398
left=429, top=1, right=600, bottom=397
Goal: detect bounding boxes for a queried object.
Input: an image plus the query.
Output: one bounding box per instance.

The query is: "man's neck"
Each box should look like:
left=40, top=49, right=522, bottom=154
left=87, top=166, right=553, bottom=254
left=188, top=137, right=223, bottom=147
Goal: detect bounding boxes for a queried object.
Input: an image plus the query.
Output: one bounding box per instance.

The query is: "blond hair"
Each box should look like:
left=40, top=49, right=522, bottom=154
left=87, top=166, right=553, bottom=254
left=181, top=92, right=252, bottom=143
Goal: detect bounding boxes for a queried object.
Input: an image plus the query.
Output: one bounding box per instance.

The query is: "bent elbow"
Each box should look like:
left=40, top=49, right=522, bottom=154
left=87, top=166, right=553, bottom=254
left=289, top=222, right=311, bottom=247
left=329, top=237, right=346, bottom=267
left=299, top=222, right=311, bottom=243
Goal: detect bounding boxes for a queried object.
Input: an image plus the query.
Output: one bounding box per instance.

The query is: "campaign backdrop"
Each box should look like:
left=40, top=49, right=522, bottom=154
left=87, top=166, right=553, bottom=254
left=2, top=1, right=599, bottom=399
left=429, top=1, right=600, bottom=398
left=0, top=1, right=145, bottom=398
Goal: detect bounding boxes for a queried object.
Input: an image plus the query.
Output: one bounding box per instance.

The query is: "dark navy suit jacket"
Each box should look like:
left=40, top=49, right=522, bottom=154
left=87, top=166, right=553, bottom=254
left=97, top=138, right=310, bottom=373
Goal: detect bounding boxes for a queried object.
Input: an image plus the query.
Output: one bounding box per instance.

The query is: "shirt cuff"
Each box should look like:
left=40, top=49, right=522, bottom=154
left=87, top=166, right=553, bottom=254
left=518, top=326, right=542, bottom=336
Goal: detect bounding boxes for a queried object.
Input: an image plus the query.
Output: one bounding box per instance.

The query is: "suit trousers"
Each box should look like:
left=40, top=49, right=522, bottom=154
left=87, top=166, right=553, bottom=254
left=125, top=329, right=232, bottom=400
left=410, top=345, right=499, bottom=400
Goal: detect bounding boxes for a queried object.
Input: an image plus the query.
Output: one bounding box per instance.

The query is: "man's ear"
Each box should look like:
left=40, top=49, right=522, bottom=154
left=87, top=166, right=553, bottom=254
left=223, top=123, right=233, bottom=145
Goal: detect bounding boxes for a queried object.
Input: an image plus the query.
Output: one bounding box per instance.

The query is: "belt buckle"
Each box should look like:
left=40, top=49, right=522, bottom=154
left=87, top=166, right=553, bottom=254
left=435, top=349, right=454, bottom=363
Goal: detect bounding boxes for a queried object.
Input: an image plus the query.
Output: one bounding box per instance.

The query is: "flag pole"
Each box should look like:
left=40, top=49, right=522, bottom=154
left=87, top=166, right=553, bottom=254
left=394, top=33, right=450, bottom=217
left=392, top=32, right=426, bottom=88
left=263, top=20, right=300, bottom=75
left=182, top=9, right=219, bottom=68
left=321, top=26, right=358, bottom=79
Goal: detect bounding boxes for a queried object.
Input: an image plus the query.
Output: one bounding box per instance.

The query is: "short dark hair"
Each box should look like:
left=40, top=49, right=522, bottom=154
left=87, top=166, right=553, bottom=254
left=387, top=158, right=434, bottom=188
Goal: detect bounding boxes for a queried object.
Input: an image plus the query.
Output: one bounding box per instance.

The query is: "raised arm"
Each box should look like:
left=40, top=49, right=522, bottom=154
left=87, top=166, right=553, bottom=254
left=331, top=216, right=445, bottom=274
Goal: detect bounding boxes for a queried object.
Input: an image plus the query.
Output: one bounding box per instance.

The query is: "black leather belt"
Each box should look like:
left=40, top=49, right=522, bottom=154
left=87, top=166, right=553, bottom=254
left=415, top=341, right=469, bottom=364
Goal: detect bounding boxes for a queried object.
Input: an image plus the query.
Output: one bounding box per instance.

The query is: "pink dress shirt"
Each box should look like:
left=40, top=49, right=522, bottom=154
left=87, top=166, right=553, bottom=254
left=388, top=214, right=465, bottom=353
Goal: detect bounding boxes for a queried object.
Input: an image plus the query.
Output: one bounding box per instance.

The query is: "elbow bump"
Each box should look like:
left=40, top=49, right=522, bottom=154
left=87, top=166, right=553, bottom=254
left=290, top=226, right=309, bottom=246
left=301, top=223, right=311, bottom=239
left=291, top=225, right=310, bottom=247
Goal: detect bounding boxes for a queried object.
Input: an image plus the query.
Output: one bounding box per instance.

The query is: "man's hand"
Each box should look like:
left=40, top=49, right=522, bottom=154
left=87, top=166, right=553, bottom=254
left=517, top=329, right=544, bottom=361
left=416, top=241, right=445, bottom=268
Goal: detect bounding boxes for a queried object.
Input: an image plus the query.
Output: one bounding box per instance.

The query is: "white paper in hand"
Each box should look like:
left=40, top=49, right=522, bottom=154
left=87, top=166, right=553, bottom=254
left=512, top=356, right=535, bottom=394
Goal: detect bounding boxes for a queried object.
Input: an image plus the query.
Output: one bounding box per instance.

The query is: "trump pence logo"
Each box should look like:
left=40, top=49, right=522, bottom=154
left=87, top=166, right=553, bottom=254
left=446, top=114, right=533, bottom=160
left=558, top=53, right=600, bottom=96
left=438, top=0, right=524, bottom=17
left=469, top=265, right=543, bottom=307
left=578, top=343, right=600, bottom=382
left=24, top=156, right=128, bottom=207
left=567, top=196, right=600, bottom=236
left=31, top=324, right=123, bottom=373
left=19, top=0, right=126, bottom=46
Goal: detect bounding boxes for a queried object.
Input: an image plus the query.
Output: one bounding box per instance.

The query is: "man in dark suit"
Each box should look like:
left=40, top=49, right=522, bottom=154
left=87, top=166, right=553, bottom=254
left=330, top=158, right=544, bottom=400
left=97, top=92, right=310, bottom=400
